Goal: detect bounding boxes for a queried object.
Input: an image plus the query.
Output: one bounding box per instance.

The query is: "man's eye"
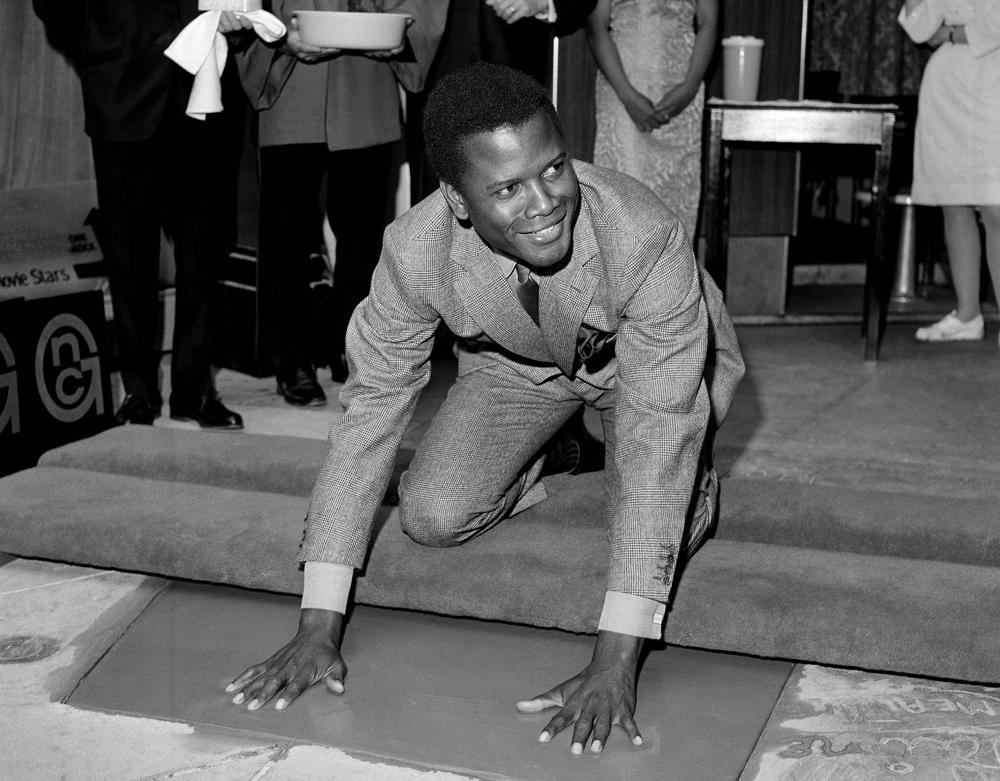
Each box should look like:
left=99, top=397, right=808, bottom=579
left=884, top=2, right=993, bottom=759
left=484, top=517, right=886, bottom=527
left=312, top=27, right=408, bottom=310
left=544, top=161, right=564, bottom=178
left=495, top=184, right=518, bottom=197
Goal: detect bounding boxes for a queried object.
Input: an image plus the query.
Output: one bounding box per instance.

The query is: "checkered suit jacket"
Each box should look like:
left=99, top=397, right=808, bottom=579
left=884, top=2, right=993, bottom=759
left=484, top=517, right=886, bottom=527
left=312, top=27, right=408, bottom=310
left=302, top=162, right=744, bottom=603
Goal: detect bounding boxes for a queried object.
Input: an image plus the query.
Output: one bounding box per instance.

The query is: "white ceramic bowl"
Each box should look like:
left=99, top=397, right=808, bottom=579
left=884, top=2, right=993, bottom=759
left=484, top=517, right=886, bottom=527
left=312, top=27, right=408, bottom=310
left=293, top=10, right=410, bottom=51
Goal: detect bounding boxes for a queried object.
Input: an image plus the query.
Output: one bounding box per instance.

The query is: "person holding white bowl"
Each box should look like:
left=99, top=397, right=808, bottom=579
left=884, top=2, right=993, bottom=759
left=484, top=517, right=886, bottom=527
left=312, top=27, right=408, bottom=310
left=238, top=1, right=448, bottom=403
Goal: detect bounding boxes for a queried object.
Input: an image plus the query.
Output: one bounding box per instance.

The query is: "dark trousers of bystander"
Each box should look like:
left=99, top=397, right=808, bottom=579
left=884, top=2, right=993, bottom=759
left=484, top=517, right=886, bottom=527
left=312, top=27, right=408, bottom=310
left=257, top=141, right=395, bottom=377
left=90, top=81, right=244, bottom=413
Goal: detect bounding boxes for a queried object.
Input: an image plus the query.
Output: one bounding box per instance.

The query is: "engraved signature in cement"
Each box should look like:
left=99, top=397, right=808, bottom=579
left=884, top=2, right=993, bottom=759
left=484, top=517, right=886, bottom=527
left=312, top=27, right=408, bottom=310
left=746, top=665, right=1000, bottom=781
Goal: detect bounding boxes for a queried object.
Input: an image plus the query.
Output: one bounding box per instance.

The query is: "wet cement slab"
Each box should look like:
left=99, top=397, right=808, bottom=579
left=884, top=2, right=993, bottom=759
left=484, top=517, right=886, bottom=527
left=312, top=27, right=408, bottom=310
left=740, top=664, right=1000, bottom=781
left=68, top=581, right=793, bottom=781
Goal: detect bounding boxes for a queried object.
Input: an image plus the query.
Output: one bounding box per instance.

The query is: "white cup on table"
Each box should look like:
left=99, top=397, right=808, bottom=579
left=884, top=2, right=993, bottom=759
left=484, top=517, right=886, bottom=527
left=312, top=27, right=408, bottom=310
left=722, top=36, right=765, bottom=101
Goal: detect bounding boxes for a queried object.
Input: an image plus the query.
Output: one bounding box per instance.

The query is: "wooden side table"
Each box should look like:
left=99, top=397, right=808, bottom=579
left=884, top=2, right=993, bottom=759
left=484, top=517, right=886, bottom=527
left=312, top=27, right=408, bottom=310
left=703, top=99, right=897, bottom=360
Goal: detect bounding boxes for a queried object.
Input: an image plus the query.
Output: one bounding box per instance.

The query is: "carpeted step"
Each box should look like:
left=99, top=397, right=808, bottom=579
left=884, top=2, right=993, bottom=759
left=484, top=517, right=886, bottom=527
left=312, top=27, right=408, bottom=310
left=38, top=426, right=413, bottom=504
left=39, top=427, right=330, bottom=498
left=38, top=427, right=1000, bottom=567
left=719, top=477, right=1000, bottom=568
left=0, top=465, right=998, bottom=684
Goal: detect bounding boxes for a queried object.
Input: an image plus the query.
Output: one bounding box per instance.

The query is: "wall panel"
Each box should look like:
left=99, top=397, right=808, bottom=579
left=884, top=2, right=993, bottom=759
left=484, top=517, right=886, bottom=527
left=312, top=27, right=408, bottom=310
left=1, top=2, right=94, bottom=193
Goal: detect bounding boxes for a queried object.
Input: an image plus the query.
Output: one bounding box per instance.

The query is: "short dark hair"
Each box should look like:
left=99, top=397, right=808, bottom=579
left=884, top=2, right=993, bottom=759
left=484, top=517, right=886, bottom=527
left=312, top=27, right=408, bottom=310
left=422, top=63, right=565, bottom=186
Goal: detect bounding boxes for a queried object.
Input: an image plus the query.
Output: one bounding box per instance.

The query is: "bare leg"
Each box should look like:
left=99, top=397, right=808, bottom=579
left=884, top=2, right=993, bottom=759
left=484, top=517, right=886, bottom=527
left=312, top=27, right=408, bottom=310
left=977, top=205, right=1000, bottom=315
left=942, top=205, right=983, bottom=322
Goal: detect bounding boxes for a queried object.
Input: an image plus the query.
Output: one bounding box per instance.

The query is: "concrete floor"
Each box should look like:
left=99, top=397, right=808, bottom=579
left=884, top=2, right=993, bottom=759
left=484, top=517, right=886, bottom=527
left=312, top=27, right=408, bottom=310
left=2, top=321, right=999, bottom=780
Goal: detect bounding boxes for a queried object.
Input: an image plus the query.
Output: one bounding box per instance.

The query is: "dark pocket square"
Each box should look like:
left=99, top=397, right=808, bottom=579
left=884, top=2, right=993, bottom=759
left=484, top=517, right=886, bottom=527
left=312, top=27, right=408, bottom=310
left=576, top=324, right=616, bottom=372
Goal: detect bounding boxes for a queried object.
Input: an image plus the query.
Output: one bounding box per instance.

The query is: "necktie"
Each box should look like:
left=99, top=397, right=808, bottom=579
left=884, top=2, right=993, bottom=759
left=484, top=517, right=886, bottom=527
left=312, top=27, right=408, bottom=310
left=513, top=264, right=539, bottom=325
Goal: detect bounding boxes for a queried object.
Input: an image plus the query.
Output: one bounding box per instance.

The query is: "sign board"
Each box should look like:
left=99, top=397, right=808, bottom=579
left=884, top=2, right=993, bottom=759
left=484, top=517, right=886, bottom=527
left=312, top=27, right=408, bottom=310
left=0, top=183, right=107, bottom=303
left=0, top=291, right=114, bottom=476
left=0, top=299, right=28, bottom=474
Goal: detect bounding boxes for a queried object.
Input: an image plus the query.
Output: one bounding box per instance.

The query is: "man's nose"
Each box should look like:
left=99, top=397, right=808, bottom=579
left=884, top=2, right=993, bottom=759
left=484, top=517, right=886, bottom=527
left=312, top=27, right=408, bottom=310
left=524, top=181, right=556, bottom=218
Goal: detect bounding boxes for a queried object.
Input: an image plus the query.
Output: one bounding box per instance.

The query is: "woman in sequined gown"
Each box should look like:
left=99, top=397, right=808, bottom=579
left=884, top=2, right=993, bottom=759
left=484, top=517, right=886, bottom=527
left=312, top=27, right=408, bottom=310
left=587, top=0, right=718, bottom=241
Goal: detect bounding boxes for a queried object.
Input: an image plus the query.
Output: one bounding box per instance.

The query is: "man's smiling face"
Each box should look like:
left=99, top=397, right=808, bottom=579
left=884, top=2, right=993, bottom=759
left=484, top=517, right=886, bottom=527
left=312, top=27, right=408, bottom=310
left=441, top=109, right=580, bottom=272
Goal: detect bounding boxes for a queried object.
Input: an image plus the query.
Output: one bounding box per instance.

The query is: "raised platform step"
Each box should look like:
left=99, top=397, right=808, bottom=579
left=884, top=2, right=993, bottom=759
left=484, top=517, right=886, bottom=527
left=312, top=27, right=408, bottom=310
left=39, top=427, right=1000, bottom=567
left=1, top=456, right=999, bottom=683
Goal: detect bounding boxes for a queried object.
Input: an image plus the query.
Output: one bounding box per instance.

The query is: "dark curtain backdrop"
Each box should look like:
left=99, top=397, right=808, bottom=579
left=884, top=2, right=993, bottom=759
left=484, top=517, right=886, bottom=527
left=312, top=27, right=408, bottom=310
left=810, top=0, right=930, bottom=97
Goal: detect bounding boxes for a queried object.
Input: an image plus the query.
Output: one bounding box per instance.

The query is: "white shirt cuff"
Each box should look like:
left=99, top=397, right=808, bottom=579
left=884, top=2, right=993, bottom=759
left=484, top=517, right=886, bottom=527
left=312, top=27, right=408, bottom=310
left=301, top=561, right=353, bottom=614
left=597, top=590, right=666, bottom=639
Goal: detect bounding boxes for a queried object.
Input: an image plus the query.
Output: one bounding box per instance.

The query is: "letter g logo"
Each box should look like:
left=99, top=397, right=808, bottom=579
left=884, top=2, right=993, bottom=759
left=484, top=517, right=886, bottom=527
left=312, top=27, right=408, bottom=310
left=34, top=313, right=106, bottom=424
left=0, top=333, right=19, bottom=436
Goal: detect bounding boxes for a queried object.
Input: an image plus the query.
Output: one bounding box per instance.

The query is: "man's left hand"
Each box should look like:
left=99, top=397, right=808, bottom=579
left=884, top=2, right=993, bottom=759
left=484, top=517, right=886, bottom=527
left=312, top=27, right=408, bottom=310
left=218, top=11, right=254, bottom=34
left=516, top=631, right=644, bottom=754
left=485, top=0, right=548, bottom=25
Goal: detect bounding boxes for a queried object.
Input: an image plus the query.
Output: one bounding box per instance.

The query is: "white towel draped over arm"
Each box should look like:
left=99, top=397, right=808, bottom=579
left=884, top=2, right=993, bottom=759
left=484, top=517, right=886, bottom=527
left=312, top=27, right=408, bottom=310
left=165, top=10, right=286, bottom=120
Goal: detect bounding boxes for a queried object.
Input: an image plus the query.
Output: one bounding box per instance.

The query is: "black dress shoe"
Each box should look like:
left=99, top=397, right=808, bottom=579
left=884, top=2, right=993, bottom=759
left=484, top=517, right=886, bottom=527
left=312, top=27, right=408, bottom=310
left=540, top=410, right=605, bottom=477
left=328, top=353, right=349, bottom=384
left=170, top=393, right=243, bottom=430
left=114, top=394, right=158, bottom=426
left=539, top=434, right=581, bottom=477
left=277, top=367, right=327, bottom=407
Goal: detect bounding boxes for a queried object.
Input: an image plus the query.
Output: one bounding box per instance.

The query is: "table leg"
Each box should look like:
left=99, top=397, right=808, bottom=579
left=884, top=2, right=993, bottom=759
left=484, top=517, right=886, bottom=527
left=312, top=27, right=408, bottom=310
left=703, top=109, right=727, bottom=293
left=864, top=124, right=894, bottom=361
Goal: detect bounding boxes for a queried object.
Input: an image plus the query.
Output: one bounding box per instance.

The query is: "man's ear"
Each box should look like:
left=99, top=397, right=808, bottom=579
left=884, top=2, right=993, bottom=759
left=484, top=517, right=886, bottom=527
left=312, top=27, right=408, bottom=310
left=439, top=181, right=469, bottom=222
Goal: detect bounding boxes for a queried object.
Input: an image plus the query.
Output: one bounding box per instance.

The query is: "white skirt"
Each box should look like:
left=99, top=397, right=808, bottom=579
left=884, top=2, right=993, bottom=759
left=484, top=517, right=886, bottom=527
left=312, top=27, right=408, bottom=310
left=912, top=41, right=1000, bottom=205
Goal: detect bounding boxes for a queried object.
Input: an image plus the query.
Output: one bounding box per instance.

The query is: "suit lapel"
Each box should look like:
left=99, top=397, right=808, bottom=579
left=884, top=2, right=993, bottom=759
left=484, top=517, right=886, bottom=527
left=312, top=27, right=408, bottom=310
left=451, top=224, right=552, bottom=363
left=539, top=198, right=600, bottom=375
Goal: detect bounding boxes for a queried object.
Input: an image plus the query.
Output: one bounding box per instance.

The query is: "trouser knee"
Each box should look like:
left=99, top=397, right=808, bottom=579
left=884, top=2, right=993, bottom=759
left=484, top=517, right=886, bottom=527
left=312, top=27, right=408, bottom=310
left=398, top=492, right=484, bottom=548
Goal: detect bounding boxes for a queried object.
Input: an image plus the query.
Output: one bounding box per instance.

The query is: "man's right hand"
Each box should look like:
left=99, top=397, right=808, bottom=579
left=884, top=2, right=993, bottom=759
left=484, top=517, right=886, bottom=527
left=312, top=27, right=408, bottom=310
left=226, top=608, right=347, bottom=712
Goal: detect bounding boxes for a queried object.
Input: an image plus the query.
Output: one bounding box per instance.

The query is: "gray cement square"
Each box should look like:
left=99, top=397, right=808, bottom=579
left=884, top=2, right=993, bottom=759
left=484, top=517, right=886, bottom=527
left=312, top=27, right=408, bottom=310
left=69, top=581, right=794, bottom=781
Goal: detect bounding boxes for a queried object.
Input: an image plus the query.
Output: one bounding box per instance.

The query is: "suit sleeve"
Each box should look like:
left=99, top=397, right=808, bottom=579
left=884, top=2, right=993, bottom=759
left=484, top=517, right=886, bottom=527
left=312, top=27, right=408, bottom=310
left=606, top=217, right=711, bottom=603
left=33, top=0, right=83, bottom=61
left=698, top=265, right=744, bottom=429
left=300, top=228, right=440, bottom=569
left=553, top=0, right=598, bottom=35
left=235, top=0, right=297, bottom=110
left=386, top=0, right=450, bottom=93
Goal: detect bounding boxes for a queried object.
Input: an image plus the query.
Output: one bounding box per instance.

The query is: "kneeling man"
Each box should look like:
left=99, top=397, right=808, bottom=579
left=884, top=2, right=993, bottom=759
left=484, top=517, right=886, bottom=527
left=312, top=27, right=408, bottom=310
left=227, top=62, right=744, bottom=756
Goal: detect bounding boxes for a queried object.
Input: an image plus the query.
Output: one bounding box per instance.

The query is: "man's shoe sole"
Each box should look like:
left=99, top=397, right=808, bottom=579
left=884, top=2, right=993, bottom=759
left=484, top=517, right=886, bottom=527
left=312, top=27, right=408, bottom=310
left=277, top=386, right=327, bottom=407
left=169, top=414, right=244, bottom=431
